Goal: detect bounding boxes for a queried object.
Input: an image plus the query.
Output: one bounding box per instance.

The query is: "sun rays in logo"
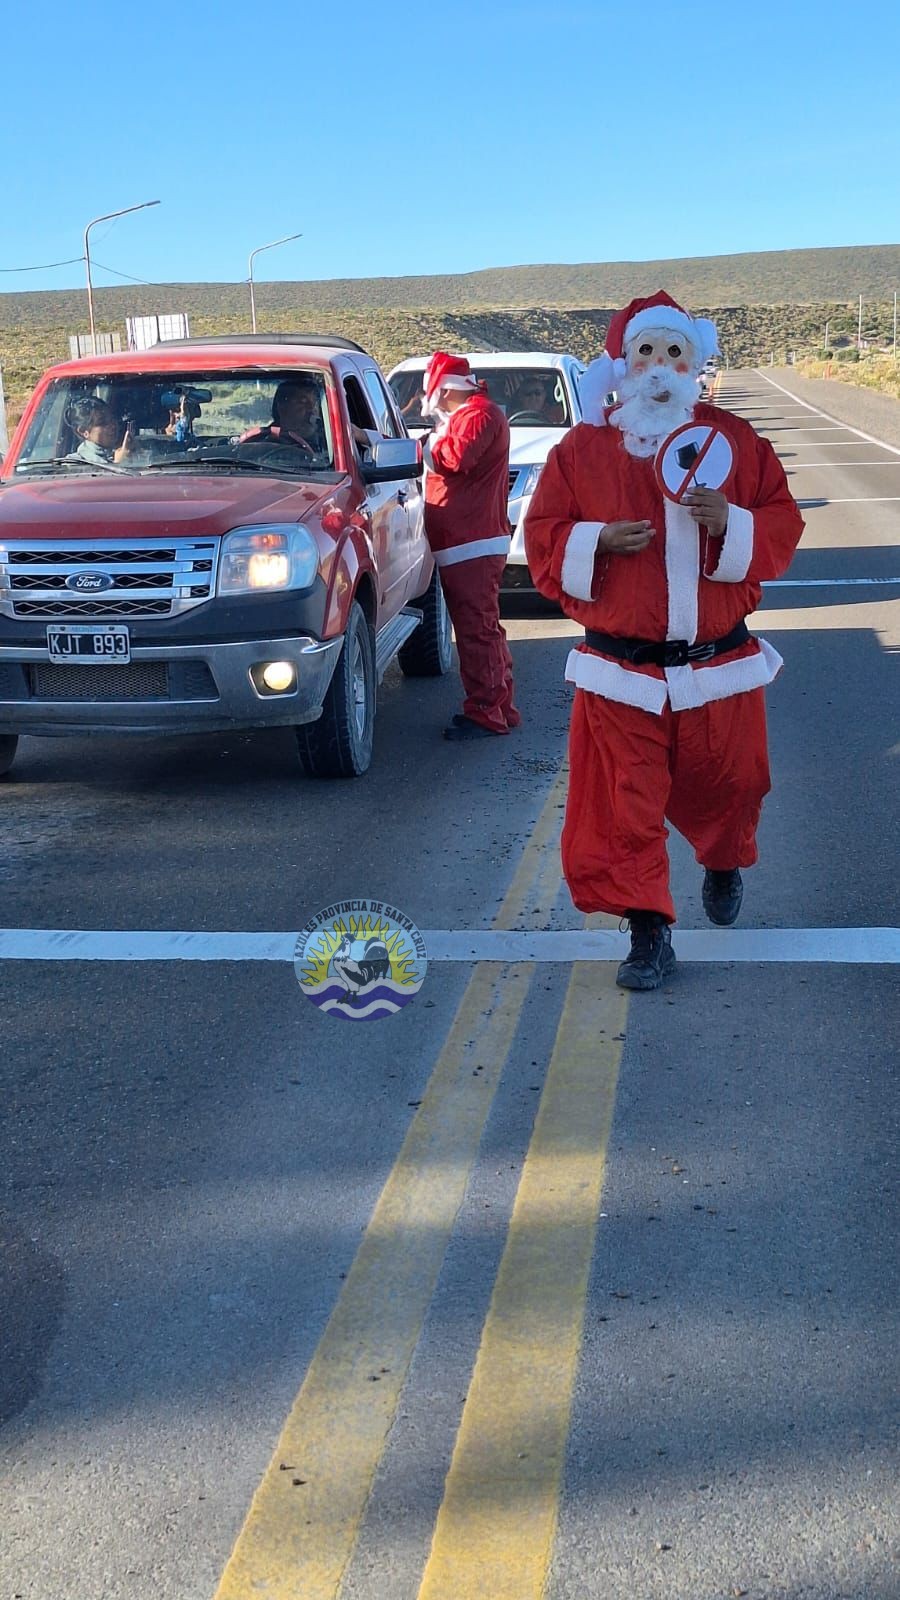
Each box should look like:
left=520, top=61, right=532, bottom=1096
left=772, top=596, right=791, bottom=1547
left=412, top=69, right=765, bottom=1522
left=300, top=914, right=420, bottom=990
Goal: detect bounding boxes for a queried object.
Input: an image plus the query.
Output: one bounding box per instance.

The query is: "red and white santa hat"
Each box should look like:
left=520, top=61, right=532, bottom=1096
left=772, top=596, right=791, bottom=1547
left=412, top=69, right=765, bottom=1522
left=423, top=351, right=478, bottom=409
left=606, top=290, right=719, bottom=369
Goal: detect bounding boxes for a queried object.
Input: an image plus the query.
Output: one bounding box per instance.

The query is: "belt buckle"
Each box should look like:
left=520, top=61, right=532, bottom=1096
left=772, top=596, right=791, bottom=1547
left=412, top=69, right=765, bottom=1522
left=687, top=640, right=716, bottom=662
left=662, top=639, right=690, bottom=667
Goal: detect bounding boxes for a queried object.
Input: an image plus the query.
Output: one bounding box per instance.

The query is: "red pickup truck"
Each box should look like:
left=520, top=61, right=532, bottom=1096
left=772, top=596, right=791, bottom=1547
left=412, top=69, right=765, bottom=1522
left=0, top=333, right=451, bottom=778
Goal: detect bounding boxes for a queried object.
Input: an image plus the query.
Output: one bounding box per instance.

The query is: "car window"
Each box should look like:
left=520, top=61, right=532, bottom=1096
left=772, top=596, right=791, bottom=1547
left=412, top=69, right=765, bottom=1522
left=362, top=371, right=400, bottom=438
left=343, top=374, right=377, bottom=433
left=388, top=366, right=572, bottom=428
left=11, top=370, right=336, bottom=475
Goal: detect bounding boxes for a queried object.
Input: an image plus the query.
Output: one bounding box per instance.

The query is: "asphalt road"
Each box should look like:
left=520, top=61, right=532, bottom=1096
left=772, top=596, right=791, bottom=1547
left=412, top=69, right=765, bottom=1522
left=1, top=369, right=897, bottom=1600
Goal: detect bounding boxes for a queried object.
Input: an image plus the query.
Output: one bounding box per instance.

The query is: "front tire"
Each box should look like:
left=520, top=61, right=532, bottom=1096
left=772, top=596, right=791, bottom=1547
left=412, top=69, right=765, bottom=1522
left=398, top=566, right=452, bottom=677
left=296, top=603, right=376, bottom=778
left=0, top=736, right=18, bottom=778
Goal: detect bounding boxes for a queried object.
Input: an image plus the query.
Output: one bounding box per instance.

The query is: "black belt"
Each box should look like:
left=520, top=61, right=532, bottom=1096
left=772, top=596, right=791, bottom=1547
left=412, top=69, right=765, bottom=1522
left=583, top=620, right=750, bottom=669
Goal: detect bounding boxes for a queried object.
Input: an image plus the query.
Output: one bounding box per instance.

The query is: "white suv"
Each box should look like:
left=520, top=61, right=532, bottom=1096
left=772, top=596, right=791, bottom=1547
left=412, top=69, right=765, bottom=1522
left=388, top=351, right=585, bottom=586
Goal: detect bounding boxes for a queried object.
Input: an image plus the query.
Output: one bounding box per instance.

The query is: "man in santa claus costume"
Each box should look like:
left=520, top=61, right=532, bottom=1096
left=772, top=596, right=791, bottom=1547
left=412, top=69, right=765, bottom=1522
left=421, top=352, right=520, bottom=739
left=524, top=292, right=804, bottom=990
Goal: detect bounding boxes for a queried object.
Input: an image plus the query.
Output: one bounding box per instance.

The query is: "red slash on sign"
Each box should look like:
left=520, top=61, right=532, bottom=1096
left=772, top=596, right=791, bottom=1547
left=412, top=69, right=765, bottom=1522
left=654, top=422, right=735, bottom=504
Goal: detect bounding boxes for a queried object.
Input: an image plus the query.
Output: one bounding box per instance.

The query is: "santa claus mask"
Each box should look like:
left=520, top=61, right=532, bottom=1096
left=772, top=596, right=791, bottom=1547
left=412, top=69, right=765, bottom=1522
left=611, top=328, right=702, bottom=457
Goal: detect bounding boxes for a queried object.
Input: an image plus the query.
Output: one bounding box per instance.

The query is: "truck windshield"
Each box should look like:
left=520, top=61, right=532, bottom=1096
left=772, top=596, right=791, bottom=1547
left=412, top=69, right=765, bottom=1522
left=14, top=370, right=335, bottom=475
left=390, top=366, right=573, bottom=430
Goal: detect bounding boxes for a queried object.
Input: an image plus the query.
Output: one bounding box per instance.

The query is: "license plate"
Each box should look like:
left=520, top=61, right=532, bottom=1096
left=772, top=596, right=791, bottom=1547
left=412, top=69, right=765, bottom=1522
left=47, top=625, right=131, bottom=664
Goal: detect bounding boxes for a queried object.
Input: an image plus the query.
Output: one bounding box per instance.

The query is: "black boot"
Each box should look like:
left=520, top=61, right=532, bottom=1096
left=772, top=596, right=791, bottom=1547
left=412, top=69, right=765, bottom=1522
left=702, top=868, right=743, bottom=926
left=616, top=912, right=676, bottom=991
left=443, top=715, right=502, bottom=741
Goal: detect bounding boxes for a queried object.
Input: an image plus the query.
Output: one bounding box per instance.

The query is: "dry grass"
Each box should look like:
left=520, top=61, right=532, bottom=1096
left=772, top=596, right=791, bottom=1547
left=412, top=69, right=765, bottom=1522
left=795, top=352, right=900, bottom=400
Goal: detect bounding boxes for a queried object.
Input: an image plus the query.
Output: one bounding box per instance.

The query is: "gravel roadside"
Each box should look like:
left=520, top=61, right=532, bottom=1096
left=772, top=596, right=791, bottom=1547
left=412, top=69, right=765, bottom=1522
left=756, top=366, right=900, bottom=449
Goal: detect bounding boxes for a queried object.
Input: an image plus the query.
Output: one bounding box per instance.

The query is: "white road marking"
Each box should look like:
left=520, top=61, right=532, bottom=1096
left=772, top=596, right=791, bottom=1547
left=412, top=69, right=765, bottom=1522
left=796, top=497, right=900, bottom=505
left=754, top=371, right=900, bottom=457
left=786, top=461, right=900, bottom=469
left=755, top=585, right=896, bottom=592
left=0, top=928, right=897, bottom=963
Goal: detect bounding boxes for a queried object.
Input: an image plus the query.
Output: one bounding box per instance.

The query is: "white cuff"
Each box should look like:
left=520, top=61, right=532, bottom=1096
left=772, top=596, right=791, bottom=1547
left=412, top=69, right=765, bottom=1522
left=560, top=521, right=606, bottom=601
left=705, top=503, right=753, bottom=583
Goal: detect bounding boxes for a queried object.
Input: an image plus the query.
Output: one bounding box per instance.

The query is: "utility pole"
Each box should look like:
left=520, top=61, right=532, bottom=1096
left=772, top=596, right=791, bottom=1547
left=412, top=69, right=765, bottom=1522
left=857, top=293, right=863, bottom=351
left=824, top=319, right=829, bottom=350
left=83, top=200, right=160, bottom=345
left=893, top=291, right=897, bottom=361
left=248, top=233, right=302, bottom=333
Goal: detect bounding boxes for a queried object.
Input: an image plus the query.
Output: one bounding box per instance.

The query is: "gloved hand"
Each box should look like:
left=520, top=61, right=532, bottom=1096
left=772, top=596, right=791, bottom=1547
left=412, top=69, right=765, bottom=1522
left=577, top=352, right=627, bottom=426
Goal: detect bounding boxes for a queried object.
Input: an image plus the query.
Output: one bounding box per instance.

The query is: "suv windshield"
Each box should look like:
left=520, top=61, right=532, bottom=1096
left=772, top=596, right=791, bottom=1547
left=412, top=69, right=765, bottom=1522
left=13, top=370, right=336, bottom=475
left=390, top=366, right=572, bottom=430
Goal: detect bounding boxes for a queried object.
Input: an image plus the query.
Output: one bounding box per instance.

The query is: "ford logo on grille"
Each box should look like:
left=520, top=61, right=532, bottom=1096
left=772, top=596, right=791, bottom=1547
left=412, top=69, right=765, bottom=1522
left=66, top=571, right=113, bottom=592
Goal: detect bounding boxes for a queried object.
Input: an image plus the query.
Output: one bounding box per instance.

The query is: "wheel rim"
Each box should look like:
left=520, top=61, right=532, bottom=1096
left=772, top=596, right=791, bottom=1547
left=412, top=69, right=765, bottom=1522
left=352, top=635, right=368, bottom=739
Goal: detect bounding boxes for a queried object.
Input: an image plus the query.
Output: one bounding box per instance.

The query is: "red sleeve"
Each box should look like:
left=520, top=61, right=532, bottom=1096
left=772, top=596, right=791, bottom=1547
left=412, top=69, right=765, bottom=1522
left=430, top=405, right=502, bottom=475
left=523, top=437, right=608, bottom=604
left=705, top=431, right=805, bottom=585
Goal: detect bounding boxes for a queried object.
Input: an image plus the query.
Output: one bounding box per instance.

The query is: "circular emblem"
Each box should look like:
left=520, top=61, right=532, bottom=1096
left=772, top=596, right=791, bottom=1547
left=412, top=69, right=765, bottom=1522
left=294, top=900, right=428, bottom=1022
left=66, top=571, right=114, bottom=592
left=654, top=422, right=734, bottom=504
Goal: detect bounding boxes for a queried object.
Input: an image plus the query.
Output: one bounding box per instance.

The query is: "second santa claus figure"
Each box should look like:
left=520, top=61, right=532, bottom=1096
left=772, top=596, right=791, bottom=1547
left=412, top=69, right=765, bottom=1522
left=524, top=291, right=804, bottom=990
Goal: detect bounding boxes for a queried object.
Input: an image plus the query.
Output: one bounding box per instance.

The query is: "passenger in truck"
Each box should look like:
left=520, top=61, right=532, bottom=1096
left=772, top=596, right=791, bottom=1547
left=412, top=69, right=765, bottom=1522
left=64, top=397, right=137, bottom=467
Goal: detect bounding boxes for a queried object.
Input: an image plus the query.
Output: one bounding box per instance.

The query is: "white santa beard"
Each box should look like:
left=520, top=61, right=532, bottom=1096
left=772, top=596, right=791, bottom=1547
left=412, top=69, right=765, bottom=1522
left=611, top=368, right=700, bottom=456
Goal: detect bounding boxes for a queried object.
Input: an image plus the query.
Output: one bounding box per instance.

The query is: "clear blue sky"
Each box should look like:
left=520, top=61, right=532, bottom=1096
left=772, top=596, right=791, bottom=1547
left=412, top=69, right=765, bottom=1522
left=2, top=0, right=897, bottom=292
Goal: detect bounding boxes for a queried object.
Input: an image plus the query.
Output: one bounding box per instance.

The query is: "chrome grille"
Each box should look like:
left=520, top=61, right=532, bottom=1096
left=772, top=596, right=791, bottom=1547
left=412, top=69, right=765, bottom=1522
left=0, top=538, right=219, bottom=620
left=508, top=469, right=520, bottom=496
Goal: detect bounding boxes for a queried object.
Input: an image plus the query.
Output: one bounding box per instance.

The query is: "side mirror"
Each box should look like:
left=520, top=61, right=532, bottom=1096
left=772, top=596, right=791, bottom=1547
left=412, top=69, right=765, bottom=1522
left=360, top=437, right=423, bottom=483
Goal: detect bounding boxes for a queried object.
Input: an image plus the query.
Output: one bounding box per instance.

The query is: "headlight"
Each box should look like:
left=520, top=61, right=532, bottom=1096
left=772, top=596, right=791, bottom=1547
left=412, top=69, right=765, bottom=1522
left=520, top=464, right=543, bottom=498
left=218, top=524, right=318, bottom=596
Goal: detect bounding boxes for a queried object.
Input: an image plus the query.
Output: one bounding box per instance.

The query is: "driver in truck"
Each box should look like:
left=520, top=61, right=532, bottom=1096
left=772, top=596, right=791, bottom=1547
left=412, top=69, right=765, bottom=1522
left=510, top=378, right=565, bottom=425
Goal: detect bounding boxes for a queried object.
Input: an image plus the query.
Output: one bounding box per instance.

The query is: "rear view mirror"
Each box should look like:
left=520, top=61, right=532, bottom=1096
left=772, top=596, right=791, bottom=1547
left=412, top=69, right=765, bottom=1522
left=361, top=438, right=422, bottom=483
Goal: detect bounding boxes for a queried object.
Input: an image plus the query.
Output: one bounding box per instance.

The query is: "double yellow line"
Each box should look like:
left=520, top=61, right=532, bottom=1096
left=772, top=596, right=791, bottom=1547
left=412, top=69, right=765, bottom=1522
left=214, top=768, right=627, bottom=1599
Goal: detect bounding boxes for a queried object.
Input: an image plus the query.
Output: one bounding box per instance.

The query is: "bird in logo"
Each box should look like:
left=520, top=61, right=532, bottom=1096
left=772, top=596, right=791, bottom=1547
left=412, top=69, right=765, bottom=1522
left=329, top=934, right=392, bottom=995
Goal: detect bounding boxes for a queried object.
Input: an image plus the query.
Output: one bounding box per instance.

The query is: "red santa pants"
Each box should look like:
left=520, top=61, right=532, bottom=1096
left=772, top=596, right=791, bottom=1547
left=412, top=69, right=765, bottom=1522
left=438, top=553, right=519, bottom=733
left=562, top=687, right=771, bottom=923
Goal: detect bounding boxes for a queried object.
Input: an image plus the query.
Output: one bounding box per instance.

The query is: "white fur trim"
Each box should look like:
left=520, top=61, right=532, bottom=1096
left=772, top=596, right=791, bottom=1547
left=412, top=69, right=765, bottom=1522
left=663, top=498, right=699, bottom=643
left=565, top=636, right=783, bottom=715
left=665, top=637, right=783, bottom=710
left=622, top=308, right=720, bottom=367
left=433, top=535, right=511, bottom=567
left=624, top=305, right=701, bottom=355
left=705, top=503, right=754, bottom=583
left=565, top=648, right=667, bottom=714
left=560, top=521, right=606, bottom=601
left=424, top=375, right=478, bottom=405
left=577, top=354, right=625, bottom=425
left=422, top=435, right=436, bottom=468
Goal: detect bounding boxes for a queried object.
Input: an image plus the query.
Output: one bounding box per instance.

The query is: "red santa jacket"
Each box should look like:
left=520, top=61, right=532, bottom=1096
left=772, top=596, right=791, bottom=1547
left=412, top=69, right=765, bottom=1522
left=523, top=403, right=804, bottom=714
left=423, top=392, right=511, bottom=566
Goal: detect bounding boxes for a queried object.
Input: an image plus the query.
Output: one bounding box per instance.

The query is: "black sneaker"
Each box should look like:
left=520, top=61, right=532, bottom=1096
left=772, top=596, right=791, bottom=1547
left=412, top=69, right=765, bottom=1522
left=702, top=868, right=743, bottom=926
left=443, top=715, right=502, bottom=741
left=616, top=913, right=677, bottom=991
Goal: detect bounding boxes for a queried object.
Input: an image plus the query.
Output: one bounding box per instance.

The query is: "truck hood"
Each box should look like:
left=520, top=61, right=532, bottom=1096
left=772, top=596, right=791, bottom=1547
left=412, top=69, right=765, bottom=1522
left=508, top=427, right=570, bottom=466
left=0, top=473, right=338, bottom=540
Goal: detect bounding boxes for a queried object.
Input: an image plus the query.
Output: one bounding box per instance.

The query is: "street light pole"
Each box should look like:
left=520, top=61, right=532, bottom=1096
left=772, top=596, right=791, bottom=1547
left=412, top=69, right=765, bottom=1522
left=248, top=233, right=302, bottom=333
left=83, top=200, right=160, bottom=345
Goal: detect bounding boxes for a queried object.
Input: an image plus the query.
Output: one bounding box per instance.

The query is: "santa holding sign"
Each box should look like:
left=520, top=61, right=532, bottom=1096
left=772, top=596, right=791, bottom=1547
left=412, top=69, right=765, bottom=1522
left=524, top=291, right=804, bottom=989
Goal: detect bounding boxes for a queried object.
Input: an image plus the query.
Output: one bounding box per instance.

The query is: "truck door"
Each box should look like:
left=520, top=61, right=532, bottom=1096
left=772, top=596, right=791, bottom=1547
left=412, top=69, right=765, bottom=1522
left=342, top=374, right=409, bottom=618
left=361, top=368, right=424, bottom=604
